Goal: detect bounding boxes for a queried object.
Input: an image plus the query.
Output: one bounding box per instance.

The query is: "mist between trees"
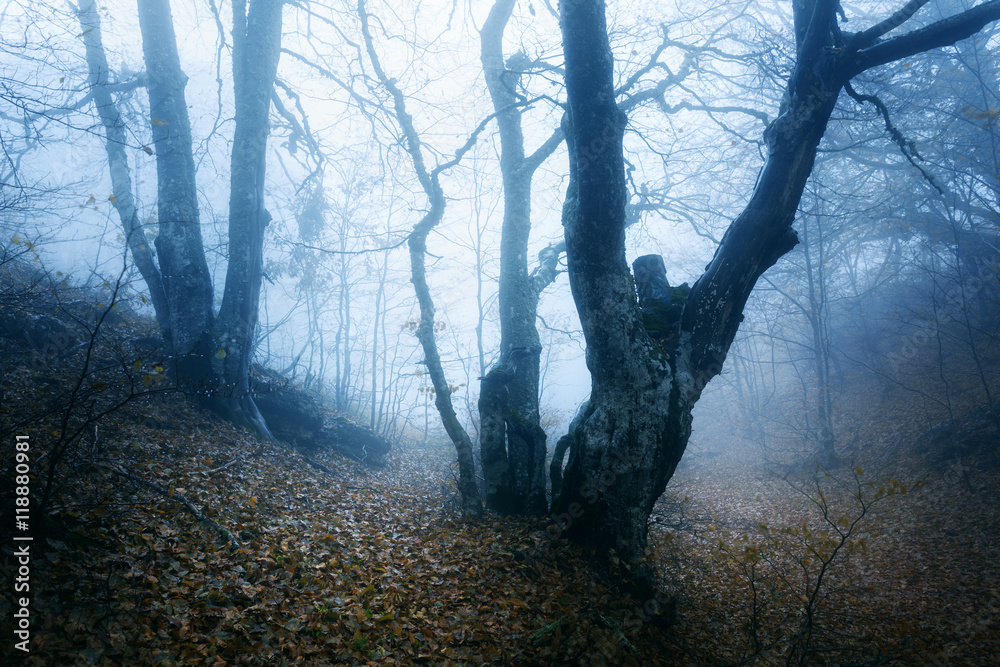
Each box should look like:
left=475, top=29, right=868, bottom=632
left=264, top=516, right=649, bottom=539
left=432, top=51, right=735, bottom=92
left=2, top=0, right=999, bottom=663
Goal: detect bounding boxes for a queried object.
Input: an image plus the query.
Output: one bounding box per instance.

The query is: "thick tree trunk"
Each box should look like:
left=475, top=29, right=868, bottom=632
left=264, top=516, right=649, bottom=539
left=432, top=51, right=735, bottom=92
left=479, top=0, right=543, bottom=515
left=79, top=0, right=169, bottom=337
left=478, top=345, right=547, bottom=513
left=478, top=369, right=513, bottom=510
left=554, top=0, right=677, bottom=598
left=136, top=0, right=215, bottom=389
left=210, top=0, right=283, bottom=435
left=137, top=0, right=289, bottom=438
left=554, top=0, right=841, bottom=596
left=554, top=0, right=1000, bottom=599
left=478, top=0, right=562, bottom=515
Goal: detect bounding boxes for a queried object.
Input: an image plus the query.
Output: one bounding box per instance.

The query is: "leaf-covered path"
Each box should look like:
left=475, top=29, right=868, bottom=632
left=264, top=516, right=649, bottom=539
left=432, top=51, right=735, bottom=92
left=4, top=388, right=999, bottom=665
left=7, top=396, right=677, bottom=665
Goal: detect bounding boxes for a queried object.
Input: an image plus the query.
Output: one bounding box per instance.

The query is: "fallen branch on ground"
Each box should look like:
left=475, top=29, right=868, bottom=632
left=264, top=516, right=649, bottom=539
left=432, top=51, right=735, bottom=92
left=92, top=462, right=241, bottom=548
left=301, top=455, right=340, bottom=477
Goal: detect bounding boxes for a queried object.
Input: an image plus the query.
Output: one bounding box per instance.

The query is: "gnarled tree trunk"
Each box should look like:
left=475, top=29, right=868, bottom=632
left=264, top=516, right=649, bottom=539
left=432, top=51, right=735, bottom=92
left=358, top=0, right=484, bottom=516
left=553, top=0, right=1000, bottom=599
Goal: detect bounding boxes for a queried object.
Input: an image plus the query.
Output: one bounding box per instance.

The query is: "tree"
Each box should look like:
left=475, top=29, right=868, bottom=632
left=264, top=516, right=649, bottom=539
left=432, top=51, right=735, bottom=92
left=78, top=0, right=167, bottom=335
left=477, top=0, right=563, bottom=516
left=135, top=0, right=215, bottom=389
left=211, top=0, right=284, bottom=429
left=477, top=0, right=711, bottom=515
left=552, top=0, right=1000, bottom=598
left=81, top=0, right=286, bottom=432
left=357, top=0, right=488, bottom=516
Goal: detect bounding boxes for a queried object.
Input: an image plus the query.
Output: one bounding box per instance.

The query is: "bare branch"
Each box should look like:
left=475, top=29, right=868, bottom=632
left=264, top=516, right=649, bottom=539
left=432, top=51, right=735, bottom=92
left=848, top=0, right=933, bottom=49
left=852, top=1, right=1000, bottom=74
left=843, top=81, right=942, bottom=194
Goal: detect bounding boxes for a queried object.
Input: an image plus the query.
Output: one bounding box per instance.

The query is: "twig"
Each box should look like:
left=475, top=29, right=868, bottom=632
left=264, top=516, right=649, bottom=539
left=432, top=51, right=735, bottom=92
left=205, top=456, right=242, bottom=476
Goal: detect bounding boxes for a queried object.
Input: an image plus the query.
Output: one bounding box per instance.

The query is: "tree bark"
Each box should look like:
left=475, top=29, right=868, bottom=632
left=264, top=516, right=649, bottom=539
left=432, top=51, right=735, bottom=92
left=78, top=0, right=169, bottom=337
left=554, top=0, right=1000, bottom=599
left=211, top=0, right=283, bottom=435
left=554, top=0, right=670, bottom=598
left=136, top=0, right=215, bottom=389
left=478, top=0, right=562, bottom=515
left=138, top=0, right=213, bottom=393
left=358, top=0, right=483, bottom=516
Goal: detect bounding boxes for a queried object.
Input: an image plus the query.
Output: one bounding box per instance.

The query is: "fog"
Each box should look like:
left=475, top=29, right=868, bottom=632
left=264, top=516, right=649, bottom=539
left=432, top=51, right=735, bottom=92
left=2, top=0, right=999, bottom=663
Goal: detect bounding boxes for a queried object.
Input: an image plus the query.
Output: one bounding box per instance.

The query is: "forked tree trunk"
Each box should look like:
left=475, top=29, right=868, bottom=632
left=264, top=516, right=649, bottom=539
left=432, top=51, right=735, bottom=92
left=554, top=0, right=1000, bottom=599
left=136, top=0, right=286, bottom=438
left=478, top=0, right=563, bottom=516
left=211, top=0, right=283, bottom=435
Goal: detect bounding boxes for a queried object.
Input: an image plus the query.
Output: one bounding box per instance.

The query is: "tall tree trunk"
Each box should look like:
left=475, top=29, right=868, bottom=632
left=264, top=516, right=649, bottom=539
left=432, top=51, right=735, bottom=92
left=554, top=0, right=678, bottom=598
left=337, top=228, right=352, bottom=411
left=137, top=0, right=285, bottom=436
left=801, top=215, right=838, bottom=467
left=358, top=0, right=483, bottom=516
left=478, top=0, right=562, bottom=515
left=78, top=0, right=169, bottom=337
left=371, top=250, right=386, bottom=430
left=554, top=0, right=1000, bottom=599
left=211, top=0, right=283, bottom=434
left=136, top=0, right=214, bottom=389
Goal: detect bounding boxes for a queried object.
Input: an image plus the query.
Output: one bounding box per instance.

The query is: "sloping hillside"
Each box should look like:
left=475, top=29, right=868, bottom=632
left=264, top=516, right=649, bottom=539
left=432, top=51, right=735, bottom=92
left=2, top=267, right=998, bottom=665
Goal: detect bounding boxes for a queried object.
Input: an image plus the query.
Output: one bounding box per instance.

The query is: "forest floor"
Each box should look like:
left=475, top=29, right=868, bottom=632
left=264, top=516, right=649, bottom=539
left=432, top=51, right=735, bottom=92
left=3, top=381, right=998, bottom=666
left=1, top=293, right=998, bottom=664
